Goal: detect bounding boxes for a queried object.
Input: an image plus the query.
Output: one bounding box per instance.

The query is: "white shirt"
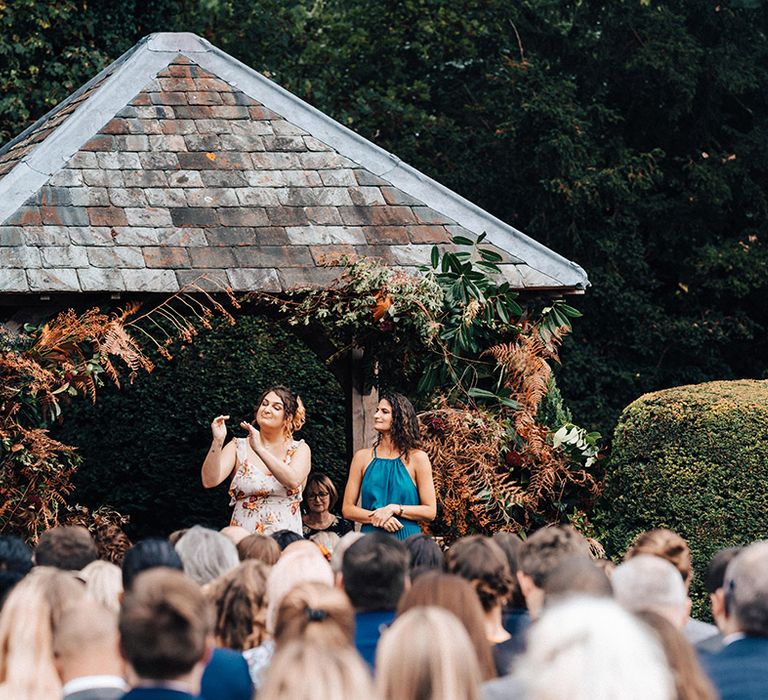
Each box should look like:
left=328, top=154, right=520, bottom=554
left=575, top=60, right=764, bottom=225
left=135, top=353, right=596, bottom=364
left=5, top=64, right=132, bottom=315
left=62, top=675, right=128, bottom=695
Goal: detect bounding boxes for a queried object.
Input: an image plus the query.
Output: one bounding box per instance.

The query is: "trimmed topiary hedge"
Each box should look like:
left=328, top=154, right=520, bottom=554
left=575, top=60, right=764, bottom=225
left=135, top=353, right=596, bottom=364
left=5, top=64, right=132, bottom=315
left=53, top=314, right=347, bottom=540
left=596, top=379, right=768, bottom=617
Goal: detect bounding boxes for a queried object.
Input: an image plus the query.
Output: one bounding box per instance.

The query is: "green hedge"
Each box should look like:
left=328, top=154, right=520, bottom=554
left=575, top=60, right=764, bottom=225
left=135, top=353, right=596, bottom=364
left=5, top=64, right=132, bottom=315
left=596, top=379, right=768, bottom=617
left=53, top=315, right=347, bottom=540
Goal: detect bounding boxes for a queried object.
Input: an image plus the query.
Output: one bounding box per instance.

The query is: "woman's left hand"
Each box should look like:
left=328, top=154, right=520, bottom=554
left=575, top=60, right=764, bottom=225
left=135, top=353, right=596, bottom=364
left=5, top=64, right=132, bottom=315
left=240, top=421, right=263, bottom=454
left=370, top=504, right=398, bottom=527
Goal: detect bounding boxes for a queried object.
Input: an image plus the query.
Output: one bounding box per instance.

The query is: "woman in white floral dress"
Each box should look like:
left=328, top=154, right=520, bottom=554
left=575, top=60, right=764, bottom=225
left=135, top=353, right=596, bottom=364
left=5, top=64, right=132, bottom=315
left=201, top=385, right=311, bottom=536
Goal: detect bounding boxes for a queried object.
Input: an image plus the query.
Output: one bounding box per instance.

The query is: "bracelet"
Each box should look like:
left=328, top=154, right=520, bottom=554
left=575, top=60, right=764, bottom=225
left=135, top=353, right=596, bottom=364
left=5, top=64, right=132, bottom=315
left=397, top=504, right=404, bottom=517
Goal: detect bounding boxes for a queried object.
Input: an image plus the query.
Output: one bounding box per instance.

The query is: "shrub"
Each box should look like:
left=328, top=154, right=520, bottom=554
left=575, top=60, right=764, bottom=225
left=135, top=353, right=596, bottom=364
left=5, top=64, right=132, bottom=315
left=596, top=379, right=768, bottom=617
left=53, top=315, right=346, bottom=540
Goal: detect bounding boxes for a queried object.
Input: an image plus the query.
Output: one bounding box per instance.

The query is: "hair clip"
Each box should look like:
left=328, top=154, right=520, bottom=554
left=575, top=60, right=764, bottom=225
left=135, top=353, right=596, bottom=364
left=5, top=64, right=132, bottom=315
left=305, top=607, right=328, bottom=622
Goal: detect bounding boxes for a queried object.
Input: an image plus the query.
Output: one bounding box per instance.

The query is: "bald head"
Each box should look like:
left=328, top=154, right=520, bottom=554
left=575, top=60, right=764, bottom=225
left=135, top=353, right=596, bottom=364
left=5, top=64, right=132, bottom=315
left=724, top=540, right=768, bottom=637
left=53, top=601, right=123, bottom=683
left=612, top=555, right=688, bottom=628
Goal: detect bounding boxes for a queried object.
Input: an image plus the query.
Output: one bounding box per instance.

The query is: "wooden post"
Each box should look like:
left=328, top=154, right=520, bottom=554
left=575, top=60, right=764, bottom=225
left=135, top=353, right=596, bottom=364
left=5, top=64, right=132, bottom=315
left=349, top=347, right=378, bottom=454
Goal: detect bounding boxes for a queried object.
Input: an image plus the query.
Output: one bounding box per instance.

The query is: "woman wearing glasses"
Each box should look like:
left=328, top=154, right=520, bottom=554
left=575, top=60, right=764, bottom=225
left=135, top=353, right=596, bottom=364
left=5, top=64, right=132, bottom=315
left=302, top=473, right=353, bottom=537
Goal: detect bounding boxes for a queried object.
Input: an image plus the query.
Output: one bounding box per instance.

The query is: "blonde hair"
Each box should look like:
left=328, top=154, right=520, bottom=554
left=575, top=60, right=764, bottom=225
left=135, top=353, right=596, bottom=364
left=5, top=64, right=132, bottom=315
left=259, top=640, right=373, bottom=700
left=0, top=567, right=86, bottom=700
left=79, top=560, right=123, bottom=615
left=376, top=606, right=481, bottom=700
left=274, top=582, right=354, bottom=649
left=625, top=529, right=693, bottom=588
left=266, top=545, right=333, bottom=634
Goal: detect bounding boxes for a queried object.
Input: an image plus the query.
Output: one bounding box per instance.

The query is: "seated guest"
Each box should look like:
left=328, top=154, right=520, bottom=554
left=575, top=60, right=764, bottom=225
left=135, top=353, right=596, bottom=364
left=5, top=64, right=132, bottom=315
left=121, top=539, right=183, bottom=592
left=0, top=567, right=86, bottom=699
left=504, top=597, right=675, bottom=700
left=699, top=541, right=768, bottom=699
left=79, top=560, right=123, bottom=615
left=515, top=525, right=591, bottom=620
left=174, top=526, right=239, bottom=586
left=636, top=611, right=717, bottom=700
left=492, top=532, right=529, bottom=637
left=542, top=554, right=612, bottom=605
left=121, top=539, right=251, bottom=700
left=34, top=526, right=98, bottom=571
left=446, top=536, right=516, bottom=675
left=625, top=528, right=717, bottom=644
left=244, top=540, right=334, bottom=689
left=259, top=641, right=373, bottom=699
left=612, top=554, right=689, bottom=629
left=302, top=473, right=353, bottom=537
left=341, top=532, right=409, bottom=668
left=208, top=560, right=269, bottom=653
left=698, top=546, right=742, bottom=653
left=0, top=536, right=33, bottom=605
left=118, top=569, right=211, bottom=700
left=237, top=533, right=281, bottom=565
left=397, top=571, right=496, bottom=681
left=53, top=601, right=127, bottom=700
left=404, top=533, right=444, bottom=580
left=377, top=607, right=481, bottom=700
left=274, top=581, right=354, bottom=648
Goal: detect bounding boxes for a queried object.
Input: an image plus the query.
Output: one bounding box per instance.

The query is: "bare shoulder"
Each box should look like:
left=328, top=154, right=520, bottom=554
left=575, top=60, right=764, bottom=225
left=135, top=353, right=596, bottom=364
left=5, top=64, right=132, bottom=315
left=353, top=446, right=374, bottom=463
left=410, top=449, right=432, bottom=467
left=295, top=439, right=311, bottom=455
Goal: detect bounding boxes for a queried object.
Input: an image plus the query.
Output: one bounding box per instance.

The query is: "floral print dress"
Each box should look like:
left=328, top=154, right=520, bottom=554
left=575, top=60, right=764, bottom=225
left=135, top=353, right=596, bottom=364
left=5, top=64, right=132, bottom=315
left=228, top=437, right=303, bottom=535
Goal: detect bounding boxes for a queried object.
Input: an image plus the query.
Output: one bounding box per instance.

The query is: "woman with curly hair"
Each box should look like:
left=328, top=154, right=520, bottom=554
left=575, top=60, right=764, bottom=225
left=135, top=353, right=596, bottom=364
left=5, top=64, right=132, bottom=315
left=446, top=536, right=518, bottom=676
left=342, top=393, right=436, bottom=540
left=201, top=385, right=311, bottom=536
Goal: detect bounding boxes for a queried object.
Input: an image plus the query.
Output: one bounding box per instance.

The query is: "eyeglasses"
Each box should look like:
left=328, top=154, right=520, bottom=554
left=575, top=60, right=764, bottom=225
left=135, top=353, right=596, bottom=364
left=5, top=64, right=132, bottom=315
left=307, top=492, right=330, bottom=500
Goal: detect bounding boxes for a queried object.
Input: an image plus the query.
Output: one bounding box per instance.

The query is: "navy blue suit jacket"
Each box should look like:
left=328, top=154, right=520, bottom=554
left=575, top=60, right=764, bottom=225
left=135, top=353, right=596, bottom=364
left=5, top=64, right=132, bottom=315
left=121, top=689, right=199, bottom=700
left=200, top=647, right=252, bottom=700
left=354, top=609, right=395, bottom=669
left=700, top=635, right=768, bottom=700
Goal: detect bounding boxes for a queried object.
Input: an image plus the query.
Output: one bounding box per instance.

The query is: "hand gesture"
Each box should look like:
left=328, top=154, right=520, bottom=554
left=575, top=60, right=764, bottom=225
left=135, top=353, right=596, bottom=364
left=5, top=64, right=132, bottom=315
left=370, top=504, right=397, bottom=528
left=383, top=517, right=403, bottom=533
left=240, top=421, right=262, bottom=454
left=211, top=415, right=230, bottom=442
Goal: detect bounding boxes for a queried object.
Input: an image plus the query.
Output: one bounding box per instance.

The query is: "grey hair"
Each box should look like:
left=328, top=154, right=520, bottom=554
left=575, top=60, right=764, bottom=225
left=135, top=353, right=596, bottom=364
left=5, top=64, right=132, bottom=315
left=612, top=555, right=687, bottom=620
left=174, top=526, right=239, bottom=586
left=517, top=596, right=675, bottom=700
left=724, top=540, right=768, bottom=637
left=330, top=531, right=363, bottom=575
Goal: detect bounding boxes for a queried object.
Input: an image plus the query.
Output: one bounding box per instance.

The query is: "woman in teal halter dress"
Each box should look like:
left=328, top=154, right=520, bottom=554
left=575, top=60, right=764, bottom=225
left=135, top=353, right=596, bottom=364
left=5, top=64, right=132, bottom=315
left=342, top=393, right=436, bottom=540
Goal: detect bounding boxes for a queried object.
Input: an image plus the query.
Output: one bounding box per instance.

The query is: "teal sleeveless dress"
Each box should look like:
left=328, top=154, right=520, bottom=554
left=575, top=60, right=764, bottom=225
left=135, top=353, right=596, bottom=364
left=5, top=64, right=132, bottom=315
left=360, top=447, right=421, bottom=540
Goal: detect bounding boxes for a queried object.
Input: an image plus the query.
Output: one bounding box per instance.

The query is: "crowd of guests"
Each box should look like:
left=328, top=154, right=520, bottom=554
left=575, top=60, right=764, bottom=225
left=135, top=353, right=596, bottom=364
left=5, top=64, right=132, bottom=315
left=0, top=520, right=766, bottom=699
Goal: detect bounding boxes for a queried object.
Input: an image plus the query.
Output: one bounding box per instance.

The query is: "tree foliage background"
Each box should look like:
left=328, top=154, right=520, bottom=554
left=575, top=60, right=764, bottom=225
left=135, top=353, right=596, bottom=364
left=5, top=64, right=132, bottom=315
left=2, top=0, right=767, bottom=436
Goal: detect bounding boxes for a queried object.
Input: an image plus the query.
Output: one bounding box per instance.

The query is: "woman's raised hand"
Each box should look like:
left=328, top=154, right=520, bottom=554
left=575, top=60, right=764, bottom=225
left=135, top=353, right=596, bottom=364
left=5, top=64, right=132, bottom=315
left=211, top=415, right=230, bottom=442
left=240, top=421, right=263, bottom=453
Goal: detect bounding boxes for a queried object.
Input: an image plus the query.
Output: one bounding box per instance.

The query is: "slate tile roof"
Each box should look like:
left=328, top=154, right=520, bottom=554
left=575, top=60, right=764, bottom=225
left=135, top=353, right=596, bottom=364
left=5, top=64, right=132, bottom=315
left=0, top=33, right=589, bottom=295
